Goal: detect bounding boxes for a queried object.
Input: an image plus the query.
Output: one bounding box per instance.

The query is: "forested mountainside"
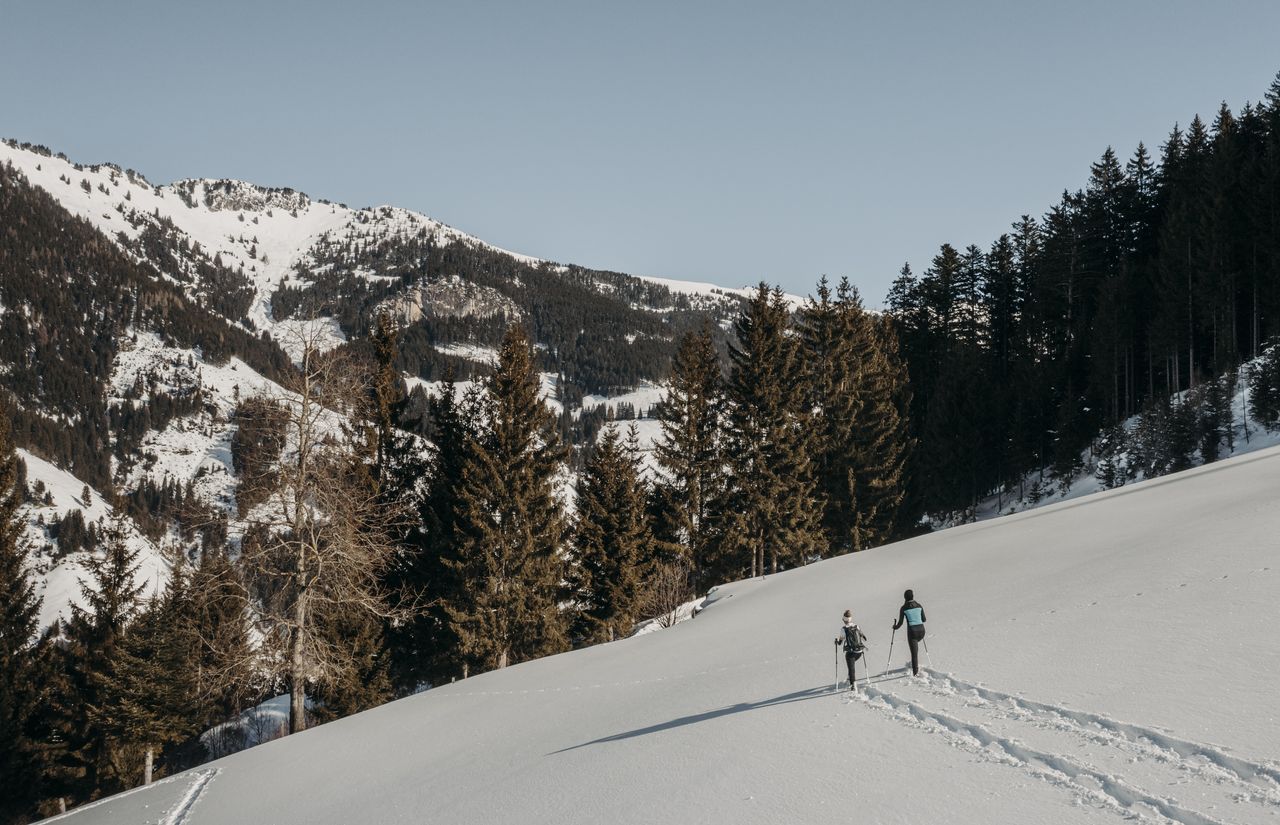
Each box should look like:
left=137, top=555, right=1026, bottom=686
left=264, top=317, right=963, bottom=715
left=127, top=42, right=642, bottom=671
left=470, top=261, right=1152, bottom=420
left=886, top=73, right=1280, bottom=521
left=0, top=138, right=746, bottom=401
left=5, top=70, right=1280, bottom=822
left=0, top=161, right=294, bottom=491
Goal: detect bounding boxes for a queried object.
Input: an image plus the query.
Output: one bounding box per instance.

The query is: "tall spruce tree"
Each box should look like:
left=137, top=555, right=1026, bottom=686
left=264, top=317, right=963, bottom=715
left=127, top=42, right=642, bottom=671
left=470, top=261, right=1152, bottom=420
left=389, top=374, right=472, bottom=690
left=653, top=326, right=725, bottom=590
left=569, top=425, right=652, bottom=644
left=443, top=327, right=570, bottom=674
left=62, top=511, right=145, bottom=800
left=799, top=278, right=911, bottom=552
left=0, top=413, right=44, bottom=823
left=95, top=570, right=198, bottom=786
left=721, top=285, right=825, bottom=577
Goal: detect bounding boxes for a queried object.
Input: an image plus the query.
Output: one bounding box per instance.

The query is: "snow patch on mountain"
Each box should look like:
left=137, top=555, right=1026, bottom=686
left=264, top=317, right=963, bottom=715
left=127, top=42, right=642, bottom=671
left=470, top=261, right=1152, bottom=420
left=18, top=449, right=169, bottom=631
left=432, top=343, right=500, bottom=366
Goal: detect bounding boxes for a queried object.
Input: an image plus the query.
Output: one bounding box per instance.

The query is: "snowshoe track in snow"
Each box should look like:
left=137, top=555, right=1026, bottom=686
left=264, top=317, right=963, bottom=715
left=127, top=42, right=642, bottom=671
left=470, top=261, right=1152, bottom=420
left=851, top=670, right=1279, bottom=824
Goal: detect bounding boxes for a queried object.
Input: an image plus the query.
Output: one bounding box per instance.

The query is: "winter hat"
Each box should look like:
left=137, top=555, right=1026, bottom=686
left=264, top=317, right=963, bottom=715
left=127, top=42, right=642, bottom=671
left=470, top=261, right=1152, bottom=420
left=842, top=609, right=854, bottom=624
left=904, top=589, right=914, bottom=601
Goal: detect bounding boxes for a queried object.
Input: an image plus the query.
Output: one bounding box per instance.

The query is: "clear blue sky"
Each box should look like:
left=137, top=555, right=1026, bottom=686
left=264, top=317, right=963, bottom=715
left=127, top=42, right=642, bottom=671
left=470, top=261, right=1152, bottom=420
left=3, top=1, right=1279, bottom=304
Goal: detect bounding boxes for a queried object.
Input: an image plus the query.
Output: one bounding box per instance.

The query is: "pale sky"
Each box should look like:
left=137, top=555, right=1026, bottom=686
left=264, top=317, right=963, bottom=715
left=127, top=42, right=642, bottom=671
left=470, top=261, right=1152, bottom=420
left=3, top=1, right=1278, bottom=304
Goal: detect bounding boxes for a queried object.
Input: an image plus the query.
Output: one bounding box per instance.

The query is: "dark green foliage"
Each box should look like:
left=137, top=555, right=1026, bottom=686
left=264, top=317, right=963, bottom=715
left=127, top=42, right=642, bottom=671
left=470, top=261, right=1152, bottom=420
left=1247, top=342, right=1280, bottom=429
left=886, top=71, right=1280, bottom=519
left=230, top=397, right=288, bottom=515
left=1194, top=371, right=1235, bottom=461
left=442, top=327, right=570, bottom=674
left=50, top=509, right=92, bottom=560
left=0, top=412, right=45, bottom=823
left=1094, top=424, right=1129, bottom=490
left=308, top=603, right=393, bottom=722
left=387, top=375, right=469, bottom=691
left=94, top=572, right=199, bottom=786
left=187, top=548, right=258, bottom=724
left=1131, top=395, right=1197, bottom=478
left=719, top=286, right=825, bottom=578
left=798, top=278, right=912, bottom=551
left=569, top=426, right=652, bottom=644
left=60, top=513, right=145, bottom=801
left=653, top=326, right=725, bottom=591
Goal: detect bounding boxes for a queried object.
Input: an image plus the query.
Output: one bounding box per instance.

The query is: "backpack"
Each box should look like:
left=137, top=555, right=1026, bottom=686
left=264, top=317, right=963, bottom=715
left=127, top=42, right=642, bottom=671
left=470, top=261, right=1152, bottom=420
left=843, top=624, right=865, bottom=653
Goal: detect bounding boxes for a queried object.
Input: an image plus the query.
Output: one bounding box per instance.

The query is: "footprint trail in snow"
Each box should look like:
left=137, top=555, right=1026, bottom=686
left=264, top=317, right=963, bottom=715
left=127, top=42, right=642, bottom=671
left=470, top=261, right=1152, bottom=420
left=845, top=669, right=1280, bottom=825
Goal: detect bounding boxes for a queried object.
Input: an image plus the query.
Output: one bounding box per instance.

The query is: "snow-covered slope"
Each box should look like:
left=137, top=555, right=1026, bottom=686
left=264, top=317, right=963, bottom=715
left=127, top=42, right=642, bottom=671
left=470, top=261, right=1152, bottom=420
left=0, top=140, right=765, bottom=341
left=18, top=450, right=168, bottom=631
left=0, top=141, right=504, bottom=340
left=50, top=445, right=1280, bottom=824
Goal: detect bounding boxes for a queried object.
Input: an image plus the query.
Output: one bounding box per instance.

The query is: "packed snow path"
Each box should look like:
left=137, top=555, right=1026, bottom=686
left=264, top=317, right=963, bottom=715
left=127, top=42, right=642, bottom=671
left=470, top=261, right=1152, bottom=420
left=48, top=446, right=1280, bottom=824
left=851, top=669, right=1280, bottom=824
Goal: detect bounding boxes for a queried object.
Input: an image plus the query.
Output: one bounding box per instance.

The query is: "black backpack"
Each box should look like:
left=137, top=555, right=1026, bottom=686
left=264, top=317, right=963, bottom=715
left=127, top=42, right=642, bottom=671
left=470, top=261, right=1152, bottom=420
left=843, top=624, right=865, bottom=653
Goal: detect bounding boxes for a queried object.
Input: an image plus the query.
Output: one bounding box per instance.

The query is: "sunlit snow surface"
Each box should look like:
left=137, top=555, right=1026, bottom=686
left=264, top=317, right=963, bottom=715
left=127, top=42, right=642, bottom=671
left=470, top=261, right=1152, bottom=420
left=47, top=446, right=1280, bottom=825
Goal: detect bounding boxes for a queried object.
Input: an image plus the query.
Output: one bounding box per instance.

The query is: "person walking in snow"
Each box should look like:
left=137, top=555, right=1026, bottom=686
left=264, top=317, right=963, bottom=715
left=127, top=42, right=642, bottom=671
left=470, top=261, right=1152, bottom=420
left=834, top=609, right=868, bottom=689
left=892, top=589, right=927, bottom=676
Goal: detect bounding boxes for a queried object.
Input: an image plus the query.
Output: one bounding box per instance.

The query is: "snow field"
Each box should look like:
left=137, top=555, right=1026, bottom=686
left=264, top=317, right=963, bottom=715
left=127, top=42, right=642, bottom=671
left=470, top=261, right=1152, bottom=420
left=49, top=443, right=1280, bottom=824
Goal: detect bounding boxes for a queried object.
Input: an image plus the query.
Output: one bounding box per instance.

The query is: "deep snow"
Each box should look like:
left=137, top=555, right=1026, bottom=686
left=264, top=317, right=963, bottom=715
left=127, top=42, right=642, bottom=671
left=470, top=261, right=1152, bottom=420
left=45, top=444, right=1280, bottom=824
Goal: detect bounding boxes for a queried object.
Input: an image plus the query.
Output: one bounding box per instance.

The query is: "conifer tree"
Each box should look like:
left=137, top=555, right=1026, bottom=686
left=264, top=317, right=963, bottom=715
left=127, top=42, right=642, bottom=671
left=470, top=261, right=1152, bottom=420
left=443, top=326, right=569, bottom=674
left=388, top=374, right=472, bottom=690
left=1247, top=342, right=1280, bottom=429
left=308, top=602, right=393, bottom=721
left=799, top=278, right=911, bottom=551
left=653, top=326, right=725, bottom=591
left=569, top=425, right=652, bottom=644
left=95, top=571, right=197, bottom=786
left=0, top=413, right=45, bottom=822
left=720, top=285, right=825, bottom=577
left=62, top=511, right=145, bottom=798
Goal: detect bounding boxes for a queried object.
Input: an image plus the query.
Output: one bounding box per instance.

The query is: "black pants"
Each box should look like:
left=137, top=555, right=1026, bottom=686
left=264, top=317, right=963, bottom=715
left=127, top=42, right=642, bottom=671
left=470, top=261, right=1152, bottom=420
left=907, top=626, right=925, bottom=675
left=845, top=650, right=863, bottom=683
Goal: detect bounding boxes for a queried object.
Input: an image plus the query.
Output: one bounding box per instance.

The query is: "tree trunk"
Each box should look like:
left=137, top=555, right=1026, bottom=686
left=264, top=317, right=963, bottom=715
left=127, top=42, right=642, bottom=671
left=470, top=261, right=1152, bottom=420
left=144, top=746, right=154, bottom=786
left=289, top=598, right=308, bottom=734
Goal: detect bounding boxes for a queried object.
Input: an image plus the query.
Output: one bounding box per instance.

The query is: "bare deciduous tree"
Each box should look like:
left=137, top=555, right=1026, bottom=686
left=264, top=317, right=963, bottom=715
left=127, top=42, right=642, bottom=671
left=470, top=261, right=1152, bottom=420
left=237, top=323, right=411, bottom=733
left=642, top=558, right=693, bottom=630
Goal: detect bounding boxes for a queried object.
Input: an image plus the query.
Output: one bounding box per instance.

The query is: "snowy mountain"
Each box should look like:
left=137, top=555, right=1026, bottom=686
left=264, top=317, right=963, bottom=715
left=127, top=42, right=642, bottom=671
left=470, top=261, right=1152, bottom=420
left=43, top=444, right=1280, bottom=824
left=0, top=139, right=763, bottom=348
left=0, top=138, right=772, bottom=626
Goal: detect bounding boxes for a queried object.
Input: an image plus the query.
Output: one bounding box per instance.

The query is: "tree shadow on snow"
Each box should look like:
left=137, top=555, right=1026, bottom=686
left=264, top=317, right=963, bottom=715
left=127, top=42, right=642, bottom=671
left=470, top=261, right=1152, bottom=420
left=549, top=685, right=837, bottom=754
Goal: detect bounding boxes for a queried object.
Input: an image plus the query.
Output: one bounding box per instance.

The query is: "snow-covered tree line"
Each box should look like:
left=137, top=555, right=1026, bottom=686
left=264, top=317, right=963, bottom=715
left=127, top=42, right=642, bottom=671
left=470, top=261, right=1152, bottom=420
left=0, top=279, right=912, bottom=820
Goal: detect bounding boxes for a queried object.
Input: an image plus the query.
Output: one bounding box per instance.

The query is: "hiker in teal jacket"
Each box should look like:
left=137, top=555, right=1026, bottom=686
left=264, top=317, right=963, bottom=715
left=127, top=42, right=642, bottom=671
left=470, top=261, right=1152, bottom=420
left=892, top=589, right=927, bottom=676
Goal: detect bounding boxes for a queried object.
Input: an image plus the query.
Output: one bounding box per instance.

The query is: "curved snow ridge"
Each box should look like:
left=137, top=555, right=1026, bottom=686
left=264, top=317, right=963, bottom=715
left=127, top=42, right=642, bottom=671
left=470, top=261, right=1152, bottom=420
left=922, top=668, right=1280, bottom=796
left=856, top=685, right=1231, bottom=825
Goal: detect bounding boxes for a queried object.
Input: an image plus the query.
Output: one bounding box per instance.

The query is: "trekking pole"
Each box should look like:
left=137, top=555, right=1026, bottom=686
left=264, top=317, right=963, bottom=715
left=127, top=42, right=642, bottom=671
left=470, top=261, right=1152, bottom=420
left=883, top=627, right=896, bottom=679
left=834, top=642, right=839, bottom=692
left=923, top=637, right=933, bottom=670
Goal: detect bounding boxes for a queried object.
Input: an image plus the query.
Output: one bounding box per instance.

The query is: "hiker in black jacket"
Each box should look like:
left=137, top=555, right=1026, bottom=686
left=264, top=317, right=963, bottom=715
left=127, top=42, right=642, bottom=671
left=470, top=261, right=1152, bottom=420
left=892, top=589, right=927, bottom=676
left=834, top=609, right=868, bottom=688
